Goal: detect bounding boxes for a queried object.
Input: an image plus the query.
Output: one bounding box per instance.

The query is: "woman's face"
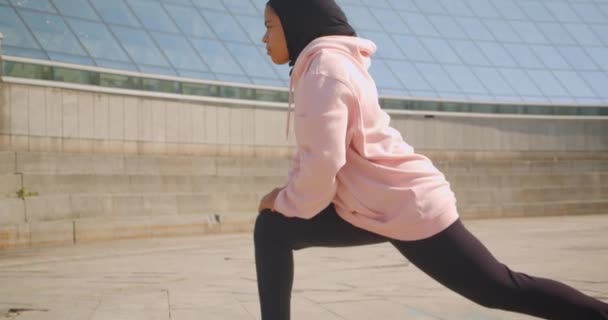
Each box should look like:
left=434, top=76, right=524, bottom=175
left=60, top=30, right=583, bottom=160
left=263, top=5, right=290, bottom=65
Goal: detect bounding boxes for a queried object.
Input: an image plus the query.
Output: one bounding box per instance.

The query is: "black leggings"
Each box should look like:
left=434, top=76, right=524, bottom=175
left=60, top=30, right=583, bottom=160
left=254, top=204, right=608, bottom=320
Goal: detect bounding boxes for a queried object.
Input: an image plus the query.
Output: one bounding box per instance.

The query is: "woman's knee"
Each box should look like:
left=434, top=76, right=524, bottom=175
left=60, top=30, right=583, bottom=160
left=254, top=210, right=288, bottom=245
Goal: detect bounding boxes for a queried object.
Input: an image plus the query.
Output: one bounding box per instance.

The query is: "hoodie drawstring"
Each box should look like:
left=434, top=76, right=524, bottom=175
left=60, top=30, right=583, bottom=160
left=286, top=78, right=294, bottom=141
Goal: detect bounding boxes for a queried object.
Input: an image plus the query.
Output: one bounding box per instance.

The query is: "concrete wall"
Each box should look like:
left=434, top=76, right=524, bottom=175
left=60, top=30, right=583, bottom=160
left=0, top=80, right=607, bottom=250
left=1, top=81, right=607, bottom=155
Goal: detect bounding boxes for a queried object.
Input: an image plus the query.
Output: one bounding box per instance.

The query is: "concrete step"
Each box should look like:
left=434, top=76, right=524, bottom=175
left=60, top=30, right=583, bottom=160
left=445, top=172, right=608, bottom=189
left=0, top=211, right=255, bottom=249
left=0, top=174, right=21, bottom=198
left=21, top=174, right=285, bottom=195
left=0, top=197, right=26, bottom=225
left=459, top=200, right=608, bottom=219
left=20, top=171, right=606, bottom=196
left=436, top=159, right=608, bottom=174
left=453, top=186, right=608, bottom=205
left=21, top=193, right=265, bottom=222
left=16, top=186, right=608, bottom=224
left=13, top=152, right=608, bottom=176
left=0, top=152, right=15, bottom=175
left=15, top=152, right=290, bottom=176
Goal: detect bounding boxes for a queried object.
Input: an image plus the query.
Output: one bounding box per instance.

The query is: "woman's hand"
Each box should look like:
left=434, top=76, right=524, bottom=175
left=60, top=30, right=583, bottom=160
left=258, top=187, right=283, bottom=213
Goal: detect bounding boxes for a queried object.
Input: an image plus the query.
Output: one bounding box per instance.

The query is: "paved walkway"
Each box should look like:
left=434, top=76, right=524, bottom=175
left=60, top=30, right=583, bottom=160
left=0, top=215, right=607, bottom=320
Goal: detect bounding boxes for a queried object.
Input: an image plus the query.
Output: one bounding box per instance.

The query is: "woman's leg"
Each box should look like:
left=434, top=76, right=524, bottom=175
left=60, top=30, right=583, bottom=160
left=391, top=219, right=608, bottom=320
left=254, top=204, right=387, bottom=320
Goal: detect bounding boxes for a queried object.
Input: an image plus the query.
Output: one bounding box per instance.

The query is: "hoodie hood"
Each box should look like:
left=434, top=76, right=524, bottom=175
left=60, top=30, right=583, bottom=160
left=267, top=0, right=356, bottom=67
left=291, top=36, right=377, bottom=83
left=284, top=36, right=376, bottom=140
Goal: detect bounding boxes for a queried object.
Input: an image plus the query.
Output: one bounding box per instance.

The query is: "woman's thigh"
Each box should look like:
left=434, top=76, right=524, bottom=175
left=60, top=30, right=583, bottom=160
left=255, top=204, right=387, bottom=250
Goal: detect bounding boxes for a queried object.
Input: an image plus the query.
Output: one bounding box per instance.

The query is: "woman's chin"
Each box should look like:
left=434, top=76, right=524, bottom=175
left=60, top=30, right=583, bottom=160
left=271, top=56, right=290, bottom=65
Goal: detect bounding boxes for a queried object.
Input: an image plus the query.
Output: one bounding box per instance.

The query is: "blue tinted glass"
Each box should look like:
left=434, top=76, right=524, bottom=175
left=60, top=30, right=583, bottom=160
left=164, top=4, right=216, bottom=39
left=126, top=0, right=179, bottom=33
left=544, top=2, right=579, bottom=23
left=221, top=0, right=257, bottom=15
left=410, top=90, right=438, bottom=99
left=530, top=46, right=571, bottom=70
left=67, top=18, right=131, bottom=62
left=477, top=42, right=517, bottom=68
left=251, top=78, right=285, bottom=87
left=499, top=69, right=542, bottom=96
left=557, top=47, right=599, bottom=71
left=428, top=15, right=467, bottom=39
left=439, top=0, right=474, bottom=16
left=225, top=43, right=277, bottom=78
left=371, top=9, right=410, bottom=34
left=482, top=19, right=521, bottom=42
left=163, top=0, right=192, bottom=4
left=96, top=59, right=138, bottom=72
left=510, top=21, right=549, bottom=44
left=389, top=61, right=432, bottom=91
left=591, top=25, right=608, bottom=47
left=19, top=10, right=86, bottom=55
left=537, top=23, right=577, bottom=46
left=47, top=51, right=94, bottom=66
left=178, top=70, right=216, bottom=81
left=489, top=0, right=526, bottom=20
left=414, top=0, right=445, bottom=14
left=138, top=65, right=177, bottom=76
left=379, top=88, right=409, bottom=97
left=386, top=0, right=416, bottom=11
left=111, top=25, right=170, bottom=67
left=449, top=40, right=492, bottom=66
left=9, top=0, right=55, bottom=12
left=238, top=15, right=265, bottom=44
left=201, top=10, right=249, bottom=43
left=399, top=12, right=439, bottom=36
left=3, top=46, right=47, bottom=59
left=90, top=0, right=141, bottom=27
left=341, top=5, right=383, bottom=31
left=443, top=65, right=488, bottom=94
left=517, top=1, right=555, bottom=22
left=52, top=0, right=100, bottom=20
left=191, top=0, right=224, bottom=10
left=392, top=35, right=434, bottom=62
left=572, top=3, right=606, bottom=24
left=415, top=63, right=459, bottom=92
left=565, top=24, right=603, bottom=46
left=191, top=38, right=243, bottom=75
left=527, top=70, right=568, bottom=97
left=360, top=0, right=391, bottom=9
left=152, top=33, right=209, bottom=71
left=0, top=6, right=40, bottom=49
left=215, top=73, right=251, bottom=84
left=420, top=38, right=461, bottom=64
left=456, top=17, right=494, bottom=41
left=502, top=44, right=543, bottom=69
left=465, top=0, right=501, bottom=18
left=585, top=48, right=608, bottom=70
left=553, top=71, right=597, bottom=97
left=580, top=72, right=608, bottom=100
left=472, top=67, right=516, bottom=95
left=368, top=59, right=404, bottom=90
left=360, top=32, right=404, bottom=60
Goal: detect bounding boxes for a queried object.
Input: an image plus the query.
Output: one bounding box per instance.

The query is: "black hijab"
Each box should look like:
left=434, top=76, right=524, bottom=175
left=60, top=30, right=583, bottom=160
left=266, top=0, right=356, bottom=67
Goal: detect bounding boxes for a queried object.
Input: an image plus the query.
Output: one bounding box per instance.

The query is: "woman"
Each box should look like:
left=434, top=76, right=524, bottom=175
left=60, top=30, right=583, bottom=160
left=255, top=0, right=608, bottom=319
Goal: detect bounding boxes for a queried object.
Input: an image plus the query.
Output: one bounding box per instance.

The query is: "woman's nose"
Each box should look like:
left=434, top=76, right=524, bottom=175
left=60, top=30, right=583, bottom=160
left=262, top=32, right=268, bottom=44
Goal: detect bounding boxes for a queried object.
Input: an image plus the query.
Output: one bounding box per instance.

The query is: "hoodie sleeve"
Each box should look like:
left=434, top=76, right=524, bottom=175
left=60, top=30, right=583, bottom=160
left=274, top=74, right=355, bottom=219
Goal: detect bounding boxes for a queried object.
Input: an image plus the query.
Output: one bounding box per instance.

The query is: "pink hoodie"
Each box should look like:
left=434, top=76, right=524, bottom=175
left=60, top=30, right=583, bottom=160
left=273, top=36, right=459, bottom=241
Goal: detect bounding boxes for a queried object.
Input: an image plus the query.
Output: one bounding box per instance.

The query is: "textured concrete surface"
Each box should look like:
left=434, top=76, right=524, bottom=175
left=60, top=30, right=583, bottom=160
left=0, top=214, right=607, bottom=320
